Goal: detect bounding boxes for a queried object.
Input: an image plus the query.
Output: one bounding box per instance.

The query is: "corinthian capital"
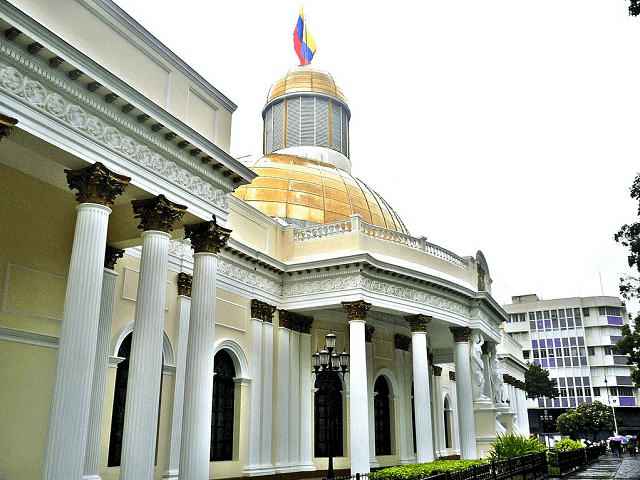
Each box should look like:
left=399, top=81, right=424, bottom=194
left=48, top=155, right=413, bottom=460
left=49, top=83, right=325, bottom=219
left=104, top=245, right=124, bottom=270
left=184, top=216, right=231, bottom=254
left=0, top=113, right=18, bottom=142
left=65, top=162, right=130, bottom=206
left=342, top=300, right=371, bottom=321
left=450, top=326, right=471, bottom=343
left=177, top=272, right=192, bottom=297
left=405, top=314, right=431, bottom=333
left=132, top=194, right=187, bottom=233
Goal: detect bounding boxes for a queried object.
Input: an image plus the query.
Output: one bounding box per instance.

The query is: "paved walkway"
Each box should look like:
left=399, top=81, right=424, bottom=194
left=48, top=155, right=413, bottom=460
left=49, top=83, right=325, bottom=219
left=558, top=453, right=640, bottom=480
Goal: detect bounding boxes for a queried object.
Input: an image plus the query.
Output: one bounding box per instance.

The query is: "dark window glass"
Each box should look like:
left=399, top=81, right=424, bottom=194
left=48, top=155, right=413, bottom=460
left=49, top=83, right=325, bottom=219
left=583, top=308, right=590, bottom=317
left=211, top=350, right=236, bottom=461
left=593, top=387, right=601, bottom=396
left=444, top=397, right=452, bottom=448
left=374, top=376, right=391, bottom=456
left=604, top=346, right=612, bottom=355
left=523, top=350, right=530, bottom=360
left=536, top=311, right=543, bottom=320
left=599, top=307, right=606, bottom=316
left=315, top=372, right=344, bottom=457
left=559, top=310, right=565, bottom=318
left=544, top=311, right=550, bottom=319
left=529, top=312, right=535, bottom=321
left=588, top=347, right=595, bottom=356
left=552, top=319, right=559, bottom=329
left=520, top=313, right=527, bottom=322
left=560, top=319, right=567, bottom=328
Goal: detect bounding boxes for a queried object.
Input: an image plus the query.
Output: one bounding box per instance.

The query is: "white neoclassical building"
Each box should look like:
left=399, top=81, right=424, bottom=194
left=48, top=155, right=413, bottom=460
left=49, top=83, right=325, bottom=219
left=0, top=2, right=529, bottom=480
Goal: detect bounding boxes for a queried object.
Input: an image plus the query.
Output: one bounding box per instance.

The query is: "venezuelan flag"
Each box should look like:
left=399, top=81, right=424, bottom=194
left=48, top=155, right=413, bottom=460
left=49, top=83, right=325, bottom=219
left=293, top=7, right=316, bottom=65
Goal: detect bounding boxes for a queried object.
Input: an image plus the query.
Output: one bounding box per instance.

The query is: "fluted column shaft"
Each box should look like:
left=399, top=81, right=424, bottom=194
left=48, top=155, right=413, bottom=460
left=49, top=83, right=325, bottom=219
left=260, top=320, right=275, bottom=469
left=120, top=230, right=171, bottom=480
left=288, top=330, right=301, bottom=467
left=179, top=253, right=218, bottom=480
left=349, top=319, right=370, bottom=475
left=449, top=375, right=461, bottom=455
left=84, top=266, right=119, bottom=480
left=411, top=331, right=434, bottom=463
left=366, top=341, right=377, bottom=467
left=518, top=388, right=530, bottom=435
left=275, top=326, right=290, bottom=471
left=299, top=332, right=314, bottom=470
left=432, top=370, right=445, bottom=456
left=42, top=203, right=111, bottom=480
left=245, top=317, right=264, bottom=473
left=164, top=292, right=191, bottom=479
left=394, top=348, right=409, bottom=463
left=451, top=330, right=477, bottom=459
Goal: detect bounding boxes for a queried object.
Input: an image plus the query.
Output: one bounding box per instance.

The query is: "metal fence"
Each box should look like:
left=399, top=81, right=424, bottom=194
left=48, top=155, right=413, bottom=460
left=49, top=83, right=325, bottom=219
left=323, top=446, right=605, bottom=480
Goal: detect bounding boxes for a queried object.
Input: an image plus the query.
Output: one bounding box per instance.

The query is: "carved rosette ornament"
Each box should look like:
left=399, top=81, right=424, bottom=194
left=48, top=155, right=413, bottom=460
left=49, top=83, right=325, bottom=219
left=449, top=371, right=456, bottom=382
left=65, top=162, right=130, bottom=206
left=104, top=245, right=124, bottom=270
left=405, top=314, right=431, bottom=333
left=131, top=194, right=187, bottom=232
left=0, top=113, right=18, bottom=142
left=394, top=334, right=411, bottom=351
left=251, top=299, right=276, bottom=323
left=365, top=325, right=375, bottom=343
left=184, top=215, right=231, bottom=254
left=450, top=326, right=471, bottom=343
left=433, top=365, right=443, bottom=377
left=177, top=272, right=192, bottom=297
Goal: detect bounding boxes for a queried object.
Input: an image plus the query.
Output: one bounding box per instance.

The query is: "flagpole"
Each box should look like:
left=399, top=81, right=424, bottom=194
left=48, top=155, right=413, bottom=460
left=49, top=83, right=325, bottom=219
left=303, top=2, right=308, bottom=65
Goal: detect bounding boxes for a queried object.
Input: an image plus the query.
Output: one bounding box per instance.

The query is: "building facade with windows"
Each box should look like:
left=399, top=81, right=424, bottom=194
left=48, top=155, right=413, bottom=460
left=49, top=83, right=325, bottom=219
left=503, top=294, right=640, bottom=437
left=0, top=1, right=529, bottom=480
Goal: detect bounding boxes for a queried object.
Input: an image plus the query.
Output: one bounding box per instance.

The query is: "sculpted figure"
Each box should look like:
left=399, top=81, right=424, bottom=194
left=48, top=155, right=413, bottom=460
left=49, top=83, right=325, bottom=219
left=491, top=353, right=506, bottom=405
left=470, top=331, right=490, bottom=401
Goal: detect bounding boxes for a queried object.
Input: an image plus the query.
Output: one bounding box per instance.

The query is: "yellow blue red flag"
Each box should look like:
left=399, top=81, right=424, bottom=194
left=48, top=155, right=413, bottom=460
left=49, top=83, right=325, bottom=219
left=293, top=7, right=316, bottom=65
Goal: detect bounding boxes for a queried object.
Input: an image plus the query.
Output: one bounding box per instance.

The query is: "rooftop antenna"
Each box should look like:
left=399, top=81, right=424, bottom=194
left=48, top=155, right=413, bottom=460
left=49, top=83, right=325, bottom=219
left=599, top=271, right=604, bottom=296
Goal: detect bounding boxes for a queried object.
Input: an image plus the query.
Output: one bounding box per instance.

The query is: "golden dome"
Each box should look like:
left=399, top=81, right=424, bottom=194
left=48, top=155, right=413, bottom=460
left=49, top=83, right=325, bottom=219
left=233, top=154, right=409, bottom=234
left=266, top=66, right=348, bottom=105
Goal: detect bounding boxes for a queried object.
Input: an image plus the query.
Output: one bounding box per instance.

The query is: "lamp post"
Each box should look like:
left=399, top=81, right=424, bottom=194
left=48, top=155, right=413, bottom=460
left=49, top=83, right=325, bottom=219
left=539, top=409, right=553, bottom=447
left=604, top=377, right=619, bottom=436
left=312, top=332, right=349, bottom=480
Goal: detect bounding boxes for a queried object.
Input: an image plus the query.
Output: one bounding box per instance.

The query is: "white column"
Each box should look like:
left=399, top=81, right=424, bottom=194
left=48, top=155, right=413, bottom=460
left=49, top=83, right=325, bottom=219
left=451, top=327, right=477, bottom=459
left=518, top=387, right=530, bottom=436
left=429, top=369, right=438, bottom=458
left=482, top=350, right=492, bottom=400
left=245, top=316, right=264, bottom=475
left=163, top=290, right=191, bottom=480
left=366, top=338, right=378, bottom=468
left=349, top=319, right=370, bottom=474
left=404, top=349, right=416, bottom=461
left=394, top=342, right=410, bottom=464
left=433, top=368, right=446, bottom=457
left=179, top=252, right=219, bottom=480
left=299, top=331, right=314, bottom=470
left=84, top=265, right=119, bottom=480
left=120, top=230, right=172, bottom=480
left=449, top=373, right=461, bottom=455
left=288, top=330, right=301, bottom=468
left=42, top=203, right=111, bottom=480
left=275, top=326, right=290, bottom=471
left=261, top=321, right=275, bottom=470
left=410, top=323, right=434, bottom=463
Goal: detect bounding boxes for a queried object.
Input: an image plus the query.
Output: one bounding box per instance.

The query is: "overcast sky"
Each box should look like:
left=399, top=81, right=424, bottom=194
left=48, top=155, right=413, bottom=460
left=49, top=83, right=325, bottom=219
left=113, top=1, right=640, bottom=313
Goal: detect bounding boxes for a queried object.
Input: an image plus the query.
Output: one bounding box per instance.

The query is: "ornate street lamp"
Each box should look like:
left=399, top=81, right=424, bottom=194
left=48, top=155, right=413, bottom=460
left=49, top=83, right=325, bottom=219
left=539, top=409, right=553, bottom=447
left=312, top=332, right=349, bottom=479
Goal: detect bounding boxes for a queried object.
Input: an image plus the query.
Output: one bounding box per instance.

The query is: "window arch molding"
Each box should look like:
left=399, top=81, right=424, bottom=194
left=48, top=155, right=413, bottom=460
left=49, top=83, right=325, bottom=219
left=373, top=368, right=399, bottom=397
left=213, top=338, right=250, bottom=384
left=110, top=321, right=175, bottom=373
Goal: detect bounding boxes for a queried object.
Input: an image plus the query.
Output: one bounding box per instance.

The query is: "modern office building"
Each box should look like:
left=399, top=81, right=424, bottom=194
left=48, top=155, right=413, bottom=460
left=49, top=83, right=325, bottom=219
left=503, top=294, right=640, bottom=437
left=0, top=1, right=529, bottom=479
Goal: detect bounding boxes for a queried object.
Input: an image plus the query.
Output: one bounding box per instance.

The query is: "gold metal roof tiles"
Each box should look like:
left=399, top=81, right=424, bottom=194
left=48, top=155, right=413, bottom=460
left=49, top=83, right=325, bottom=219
left=266, top=66, right=348, bottom=104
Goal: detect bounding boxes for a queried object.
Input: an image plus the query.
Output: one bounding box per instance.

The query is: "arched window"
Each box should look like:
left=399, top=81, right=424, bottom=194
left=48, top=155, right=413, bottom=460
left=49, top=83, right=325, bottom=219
left=314, top=373, right=343, bottom=457
left=107, top=333, right=164, bottom=467
left=374, top=376, right=392, bottom=455
left=443, top=397, right=453, bottom=449
left=107, top=333, right=132, bottom=467
left=211, top=350, right=236, bottom=461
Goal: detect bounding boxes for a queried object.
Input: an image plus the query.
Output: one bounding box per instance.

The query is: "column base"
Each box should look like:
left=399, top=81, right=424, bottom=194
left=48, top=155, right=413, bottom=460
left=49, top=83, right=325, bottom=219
left=243, top=465, right=276, bottom=476
left=162, top=470, right=179, bottom=480
left=370, top=460, right=380, bottom=468
left=83, top=476, right=101, bottom=480
left=399, top=456, right=417, bottom=465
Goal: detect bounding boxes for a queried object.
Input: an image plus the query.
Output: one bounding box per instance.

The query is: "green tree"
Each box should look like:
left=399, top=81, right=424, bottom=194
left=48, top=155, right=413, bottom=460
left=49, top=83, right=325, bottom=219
left=614, top=174, right=640, bottom=299
left=630, top=1, right=640, bottom=16
left=611, top=313, right=640, bottom=388
left=556, top=401, right=614, bottom=442
left=524, top=362, right=559, bottom=399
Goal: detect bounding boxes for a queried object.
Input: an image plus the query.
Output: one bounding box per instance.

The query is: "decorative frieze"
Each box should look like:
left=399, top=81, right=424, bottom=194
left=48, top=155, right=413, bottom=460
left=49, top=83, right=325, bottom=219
left=450, top=326, right=471, bottom=343
left=132, top=194, right=186, bottom=233
left=184, top=216, right=231, bottom=254
left=177, top=272, right=192, bottom=297
left=365, top=325, right=375, bottom=343
left=405, top=314, right=431, bottom=333
left=394, top=333, right=411, bottom=351
left=449, top=371, right=456, bottom=382
left=278, top=309, right=314, bottom=333
left=250, top=299, right=276, bottom=323
left=432, top=365, right=443, bottom=377
left=342, top=300, right=371, bottom=321
left=65, top=162, right=130, bottom=206
left=104, top=245, right=124, bottom=270
left=0, top=55, right=231, bottom=208
left=217, top=260, right=281, bottom=296
left=0, top=112, right=17, bottom=141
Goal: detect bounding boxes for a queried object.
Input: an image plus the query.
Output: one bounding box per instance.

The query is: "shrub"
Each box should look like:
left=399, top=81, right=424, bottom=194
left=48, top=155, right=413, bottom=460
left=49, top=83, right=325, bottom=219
left=487, top=433, right=547, bottom=461
left=368, top=459, right=486, bottom=480
left=554, top=438, right=584, bottom=452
